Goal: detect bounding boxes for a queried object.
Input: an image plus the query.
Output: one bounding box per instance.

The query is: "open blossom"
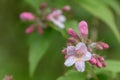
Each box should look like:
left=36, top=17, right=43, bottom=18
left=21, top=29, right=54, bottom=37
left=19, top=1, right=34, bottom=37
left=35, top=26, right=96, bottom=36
left=64, top=42, right=91, bottom=72
left=47, top=10, right=66, bottom=29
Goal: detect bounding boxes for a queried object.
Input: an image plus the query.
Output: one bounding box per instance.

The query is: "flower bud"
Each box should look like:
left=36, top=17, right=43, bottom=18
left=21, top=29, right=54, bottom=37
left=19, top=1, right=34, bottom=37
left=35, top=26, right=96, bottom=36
left=78, top=20, right=88, bottom=39
left=97, top=44, right=103, bottom=50
left=65, top=55, right=69, bottom=59
left=61, top=48, right=67, bottom=54
left=68, top=28, right=78, bottom=38
left=62, top=5, right=71, bottom=12
left=68, top=37, right=76, bottom=43
left=40, top=2, right=47, bottom=10
left=98, top=56, right=104, bottom=62
left=89, top=56, right=97, bottom=65
left=98, top=42, right=109, bottom=49
left=25, top=25, right=34, bottom=34
left=102, top=61, right=107, bottom=67
left=20, top=12, right=35, bottom=21
left=96, top=60, right=102, bottom=68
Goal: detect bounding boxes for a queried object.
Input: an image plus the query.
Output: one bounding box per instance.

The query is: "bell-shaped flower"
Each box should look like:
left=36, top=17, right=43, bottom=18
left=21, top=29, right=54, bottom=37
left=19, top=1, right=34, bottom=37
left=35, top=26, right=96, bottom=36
left=64, top=42, right=91, bottom=72
left=47, top=10, right=66, bottom=29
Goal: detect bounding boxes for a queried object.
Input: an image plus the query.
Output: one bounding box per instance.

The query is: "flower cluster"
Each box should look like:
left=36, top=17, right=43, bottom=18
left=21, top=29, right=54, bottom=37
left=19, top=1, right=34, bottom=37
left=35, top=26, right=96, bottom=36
left=20, top=3, right=71, bottom=34
left=61, top=20, right=109, bottom=72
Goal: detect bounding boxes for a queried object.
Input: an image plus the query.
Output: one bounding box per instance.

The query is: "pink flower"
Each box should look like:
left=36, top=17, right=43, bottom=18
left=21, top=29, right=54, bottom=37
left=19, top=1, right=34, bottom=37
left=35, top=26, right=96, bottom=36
left=64, top=42, right=91, bottom=72
left=47, top=10, right=66, bottom=29
left=78, top=21, right=88, bottom=39
left=20, top=12, right=35, bottom=21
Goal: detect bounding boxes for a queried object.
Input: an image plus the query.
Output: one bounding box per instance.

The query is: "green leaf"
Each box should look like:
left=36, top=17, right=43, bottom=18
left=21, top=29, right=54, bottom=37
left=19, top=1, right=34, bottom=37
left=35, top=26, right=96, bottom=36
left=101, top=60, right=120, bottom=73
left=57, top=70, right=86, bottom=80
left=25, top=0, right=42, bottom=9
left=101, top=0, right=120, bottom=15
left=28, top=29, right=57, bottom=77
left=34, top=31, right=66, bottom=80
left=76, top=0, right=120, bottom=42
left=65, top=20, right=79, bottom=33
left=95, top=60, right=120, bottom=78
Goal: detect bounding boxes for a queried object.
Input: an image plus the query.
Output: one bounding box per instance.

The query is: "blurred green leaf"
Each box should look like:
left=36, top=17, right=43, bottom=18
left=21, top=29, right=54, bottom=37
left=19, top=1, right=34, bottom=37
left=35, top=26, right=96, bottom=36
left=95, top=60, right=120, bottom=78
left=57, top=70, right=86, bottom=80
left=25, top=0, right=42, bottom=9
left=102, top=60, right=120, bottom=73
left=34, top=31, right=66, bottom=80
left=76, top=0, right=120, bottom=42
left=28, top=29, right=57, bottom=77
left=101, top=0, right=120, bottom=15
left=65, top=20, right=79, bottom=33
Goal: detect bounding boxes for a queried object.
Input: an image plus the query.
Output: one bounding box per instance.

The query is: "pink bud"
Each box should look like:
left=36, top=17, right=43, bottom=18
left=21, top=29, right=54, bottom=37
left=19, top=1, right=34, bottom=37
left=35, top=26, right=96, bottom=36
left=96, top=60, right=102, bottom=68
left=78, top=20, right=88, bottom=39
left=62, top=5, right=71, bottom=11
left=61, top=48, right=67, bottom=54
left=37, top=27, right=43, bottom=34
left=68, top=28, right=78, bottom=38
left=65, top=55, right=69, bottom=59
left=98, top=42, right=109, bottom=49
left=98, top=56, right=104, bottom=62
left=102, top=62, right=107, bottom=67
left=25, top=26, right=34, bottom=34
left=20, top=12, right=35, bottom=21
left=40, top=2, right=47, bottom=10
left=68, top=37, right=76, bottom=43
left=97, top=44, right=103, bottom=50
left=89, top=57, right=97, bottom=65
left=102, top=42, right=109, bottom=49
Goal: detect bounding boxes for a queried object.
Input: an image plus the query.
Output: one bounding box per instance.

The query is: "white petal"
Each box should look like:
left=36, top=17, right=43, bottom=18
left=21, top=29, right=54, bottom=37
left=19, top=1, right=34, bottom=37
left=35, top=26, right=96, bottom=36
left=75, top=61, right=85, bottom=72
left=53, top=20, right=65, bottom=29
left=52, top=10, right=62, bottom=16
left=64, top=56, right=76, bottom=67
left=67, top=46, right=75, bottom=55
left=75, top=42, right=87, bottom=53
left=58, top=15, right=66, bottom=22
left=82, top=51, right=91, bottom=61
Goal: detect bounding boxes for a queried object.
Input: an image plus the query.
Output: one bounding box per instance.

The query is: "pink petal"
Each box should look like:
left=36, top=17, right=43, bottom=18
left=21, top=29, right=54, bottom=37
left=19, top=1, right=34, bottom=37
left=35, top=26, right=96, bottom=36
left=75, top=61, right=85, bottom=72
left=82, top=52, right=91, bottom=61
left=67, top=46, right=75, bottom=55
left=64, top=56, right=76, bottom=67
left=75, top=42, right=87, bottom=53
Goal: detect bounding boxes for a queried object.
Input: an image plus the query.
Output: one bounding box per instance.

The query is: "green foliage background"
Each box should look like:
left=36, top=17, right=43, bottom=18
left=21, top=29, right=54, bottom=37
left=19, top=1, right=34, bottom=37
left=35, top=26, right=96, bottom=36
left=0, top=0, right=120, bottom=80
